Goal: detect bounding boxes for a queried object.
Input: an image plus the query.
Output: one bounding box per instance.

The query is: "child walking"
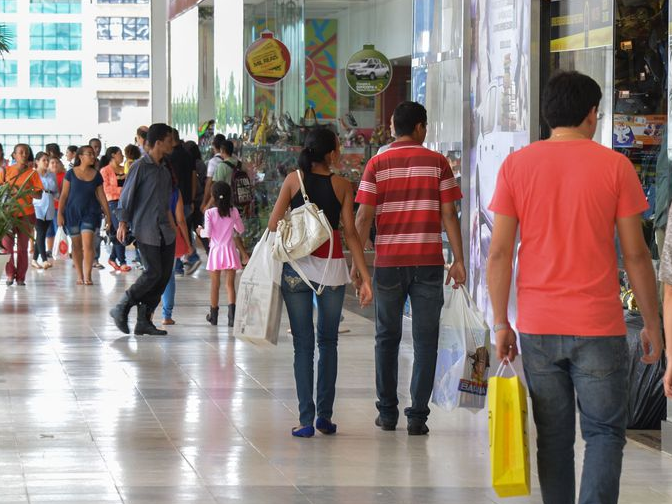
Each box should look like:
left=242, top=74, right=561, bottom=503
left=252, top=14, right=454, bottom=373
left=198, top=182, right=244, bottom=327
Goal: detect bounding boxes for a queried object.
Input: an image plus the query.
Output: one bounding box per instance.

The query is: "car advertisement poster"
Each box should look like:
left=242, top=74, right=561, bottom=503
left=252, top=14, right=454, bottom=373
left=346, top=45, right=392, bottom=97
left=468, top=0, right=531, bottom=328
left=613, top=114, right=665, bottom=148
left=244, top=31, right=291, bottom=86
left=550, top=0, right=612, bottom=52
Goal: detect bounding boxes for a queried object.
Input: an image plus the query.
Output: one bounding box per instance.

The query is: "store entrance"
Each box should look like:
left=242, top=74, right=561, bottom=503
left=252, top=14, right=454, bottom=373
left=541, top=0, right=669, bottom=432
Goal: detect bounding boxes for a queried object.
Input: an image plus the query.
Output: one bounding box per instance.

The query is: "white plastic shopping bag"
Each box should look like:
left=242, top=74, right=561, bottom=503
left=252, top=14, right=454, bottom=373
left=233, top=229, right=283, bottom=345
left=52, top=226, right=70, bottom=260
left=432, top=285, right=491, bottom=411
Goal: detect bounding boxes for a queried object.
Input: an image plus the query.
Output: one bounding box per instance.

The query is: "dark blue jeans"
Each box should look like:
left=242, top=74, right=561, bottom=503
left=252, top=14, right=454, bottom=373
left=520, top=334, right=629, bottom=504
left=281, top=263, right=345, bottom=427
left=108, top=201, right=127, bottom=265
left=373, top=265, right=444, bottom=425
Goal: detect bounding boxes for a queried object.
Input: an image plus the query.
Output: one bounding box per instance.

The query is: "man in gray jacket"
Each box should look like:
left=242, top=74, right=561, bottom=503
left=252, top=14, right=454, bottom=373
left=110, top=123, right=176, bottom=336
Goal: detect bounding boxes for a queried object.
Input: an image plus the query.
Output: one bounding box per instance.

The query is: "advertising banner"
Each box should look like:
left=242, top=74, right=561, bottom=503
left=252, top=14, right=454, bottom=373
left=245, top=32, right=291, bottom=86
left=345, top=45, right=392, bottom=97
left=468, top=0, right=531, bottom=326
left=613, top=114, right=665, bottom=148
left=550, top=0, right=612, bottom=52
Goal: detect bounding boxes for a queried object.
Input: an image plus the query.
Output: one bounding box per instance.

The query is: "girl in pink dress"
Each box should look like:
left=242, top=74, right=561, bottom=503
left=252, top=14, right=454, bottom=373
left=198, top=181, right=245, bottom=326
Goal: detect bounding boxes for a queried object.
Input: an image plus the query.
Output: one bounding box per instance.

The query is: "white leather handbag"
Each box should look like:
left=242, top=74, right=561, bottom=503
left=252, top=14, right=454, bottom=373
left=272, top=169, right=333, bottom=294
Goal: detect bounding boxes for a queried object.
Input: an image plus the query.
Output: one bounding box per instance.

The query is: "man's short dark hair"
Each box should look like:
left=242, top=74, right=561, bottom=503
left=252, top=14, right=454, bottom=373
left=393, top=101, right=427, bottom=137
left=212, top=134, right=227, bottom=152
left=542, top=71, right=602, bottom=129
left=67, top=145, right=78, bottom=154
left=222, top=139, right=234, bottom=156
left=146, top=123, right=173, bottom=148
left=171, top=128, right=180, bottom=142
left=89, top=138, right=101, bottom=146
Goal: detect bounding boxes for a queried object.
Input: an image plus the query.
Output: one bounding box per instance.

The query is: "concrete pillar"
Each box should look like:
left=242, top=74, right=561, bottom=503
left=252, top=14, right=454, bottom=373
left=151, top=0, right=169, bottom=123
left=198, top=6, right=215, bottom=129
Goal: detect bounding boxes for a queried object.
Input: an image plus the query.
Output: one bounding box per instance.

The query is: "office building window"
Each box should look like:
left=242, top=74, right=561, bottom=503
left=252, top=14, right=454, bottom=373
left=30, top=60, right=82, bottom=87
left=0, top=134, right=82, bottom=156
left=30, top=23, right=82, bottom=50
left=0, top=1, right=17, bottom=13
left=29, top=0, right=81, bottom=14
left=97, top=0, right=149, bottom=4
left=0, top=61, right=17, bottom=87
left=98, top=97, right=149, bottom=123
left=97, top=54, right=149, bottom=78
left=2, top=23, right=17, bottom=50
left=0, top=99, right=56, bottom=119
left=97, top=17, right=149, bottom=41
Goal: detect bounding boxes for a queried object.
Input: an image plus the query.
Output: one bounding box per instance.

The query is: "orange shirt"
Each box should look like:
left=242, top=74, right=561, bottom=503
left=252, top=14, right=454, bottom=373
left=100, top=164, right=123, bottom=201
left=489, top=139, right=649, bottom=336
left=3, top=165, right=43, bottom=216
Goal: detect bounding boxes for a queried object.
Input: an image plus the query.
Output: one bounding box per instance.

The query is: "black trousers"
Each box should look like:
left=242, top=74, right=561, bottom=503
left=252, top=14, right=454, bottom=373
left=34, top=218, right=52, bottom=262
left=127, top=239, right=176, bottom=311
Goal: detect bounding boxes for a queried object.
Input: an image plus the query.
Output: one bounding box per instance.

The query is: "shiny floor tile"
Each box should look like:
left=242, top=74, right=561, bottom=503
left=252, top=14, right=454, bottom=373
left=1, top=257, right=672, bottom=503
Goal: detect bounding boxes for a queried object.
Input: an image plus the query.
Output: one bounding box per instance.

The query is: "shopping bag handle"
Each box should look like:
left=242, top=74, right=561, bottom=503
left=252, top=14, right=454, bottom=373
left=494, top=358, right=519, bottom=378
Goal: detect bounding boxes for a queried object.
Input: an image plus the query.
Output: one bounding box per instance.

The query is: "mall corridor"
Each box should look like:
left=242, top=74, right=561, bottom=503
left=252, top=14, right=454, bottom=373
left=0, top=263, right=670, bottom=504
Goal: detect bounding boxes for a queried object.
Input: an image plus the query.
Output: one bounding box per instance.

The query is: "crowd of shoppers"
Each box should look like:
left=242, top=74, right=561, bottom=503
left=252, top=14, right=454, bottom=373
left=2, top=80, right=672, bottom=503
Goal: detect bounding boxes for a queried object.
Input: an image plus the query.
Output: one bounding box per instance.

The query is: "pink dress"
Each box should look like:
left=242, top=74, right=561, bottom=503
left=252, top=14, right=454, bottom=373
left=202, top=207, right=244, bottom=271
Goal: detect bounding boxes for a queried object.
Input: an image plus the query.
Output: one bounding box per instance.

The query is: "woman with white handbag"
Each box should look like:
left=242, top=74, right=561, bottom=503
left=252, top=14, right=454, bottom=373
left=268, top=128, right=373, bottom=438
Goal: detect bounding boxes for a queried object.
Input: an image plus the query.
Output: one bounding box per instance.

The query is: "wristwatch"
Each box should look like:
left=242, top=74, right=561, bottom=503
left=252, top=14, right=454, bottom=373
left=493, top=322, right=511, bottom=332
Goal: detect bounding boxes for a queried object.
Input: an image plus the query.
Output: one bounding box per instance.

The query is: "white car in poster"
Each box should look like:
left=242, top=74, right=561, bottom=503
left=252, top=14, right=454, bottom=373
left=354, top=62, right=390, bottom=80
left=347, top=58, right=381, bottom=74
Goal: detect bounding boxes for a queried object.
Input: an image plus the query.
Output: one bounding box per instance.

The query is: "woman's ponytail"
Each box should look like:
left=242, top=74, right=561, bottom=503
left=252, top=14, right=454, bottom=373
left=297, top=128, right=337, bottom=177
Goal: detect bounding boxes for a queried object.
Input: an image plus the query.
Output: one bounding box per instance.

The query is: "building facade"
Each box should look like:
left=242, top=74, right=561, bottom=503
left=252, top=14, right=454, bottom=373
left=0, top=0, right=151, bottom=155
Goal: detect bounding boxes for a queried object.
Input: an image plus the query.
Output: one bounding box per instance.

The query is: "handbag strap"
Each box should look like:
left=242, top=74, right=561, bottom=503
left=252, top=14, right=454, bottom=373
left=296, top=169, right=310, bottom=204
left=286, top=230, right=333, bottom=295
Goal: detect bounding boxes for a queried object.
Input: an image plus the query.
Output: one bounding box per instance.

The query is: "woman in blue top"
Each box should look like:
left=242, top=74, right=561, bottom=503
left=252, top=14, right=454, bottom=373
left=32, top=152, right=58, bottom=270
left=57, top=146, right=112, bottom=285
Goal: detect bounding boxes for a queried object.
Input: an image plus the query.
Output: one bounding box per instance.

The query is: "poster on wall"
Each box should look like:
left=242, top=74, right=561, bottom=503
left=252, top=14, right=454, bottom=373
left=468, top=0, right=531, bottom=326
left=245, top=31, right=291, bottom=86
left=550, top=0, right=612, bottom=52
left=613, top=114, right=665, bottom=148
left=346, top=45, right=392, bottom=97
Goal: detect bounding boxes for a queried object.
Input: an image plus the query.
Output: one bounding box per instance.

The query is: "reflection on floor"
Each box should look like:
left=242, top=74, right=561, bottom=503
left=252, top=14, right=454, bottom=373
left=1, top=258, right=672, bottom=504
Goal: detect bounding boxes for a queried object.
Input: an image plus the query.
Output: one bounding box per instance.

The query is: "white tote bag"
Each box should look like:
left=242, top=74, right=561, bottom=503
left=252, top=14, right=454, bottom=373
left=233, top=229, right=283, bottom=345
left=52, top=226, right=70, bottom=260
left=272, top=170, right=333, bottom=295
left=432, top=285, right=491, bottom=412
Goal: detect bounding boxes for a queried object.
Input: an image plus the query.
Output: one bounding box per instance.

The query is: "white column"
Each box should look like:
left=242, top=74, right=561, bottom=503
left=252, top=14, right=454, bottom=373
left=151, top=0, right=169, bottom=123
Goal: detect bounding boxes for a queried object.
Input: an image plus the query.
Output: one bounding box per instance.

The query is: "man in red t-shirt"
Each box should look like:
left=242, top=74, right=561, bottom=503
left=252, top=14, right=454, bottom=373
left=354, top=101, right=465, bottom=435
left=488, top=71, right=662, bottom=503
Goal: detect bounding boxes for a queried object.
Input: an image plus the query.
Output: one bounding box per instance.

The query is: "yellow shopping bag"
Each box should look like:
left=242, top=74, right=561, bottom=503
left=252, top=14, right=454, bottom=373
left=488, top=360, right=531, bottom=498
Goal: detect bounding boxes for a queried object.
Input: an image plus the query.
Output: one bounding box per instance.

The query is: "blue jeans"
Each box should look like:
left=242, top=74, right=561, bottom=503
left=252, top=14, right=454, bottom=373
left=520, top=334, right=629, bottom=504
left=373, top=265, right=444, bottom=425
left=161, top=260, right=177, bottom=319
left=108, top=201, right=127, bottom=265
left=281, top=263, right=345, bottom=427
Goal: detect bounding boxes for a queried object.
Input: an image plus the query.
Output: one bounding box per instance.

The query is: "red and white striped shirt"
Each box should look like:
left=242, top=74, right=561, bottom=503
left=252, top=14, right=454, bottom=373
left=355, top=141, right=462, bottom=267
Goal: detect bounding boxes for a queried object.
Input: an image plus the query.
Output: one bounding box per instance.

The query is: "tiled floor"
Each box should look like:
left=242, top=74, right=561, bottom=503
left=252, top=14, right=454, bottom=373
left=1, top=255, right=672, bottom=503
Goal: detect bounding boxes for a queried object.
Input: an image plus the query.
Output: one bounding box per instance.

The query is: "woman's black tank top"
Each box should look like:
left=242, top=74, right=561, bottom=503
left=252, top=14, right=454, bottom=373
left=290, top=171, right=341, bottom=229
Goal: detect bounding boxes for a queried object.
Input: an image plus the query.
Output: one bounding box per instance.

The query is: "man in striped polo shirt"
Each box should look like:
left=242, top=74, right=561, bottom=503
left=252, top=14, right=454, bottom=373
left=354, top=101, right=465, bottom=435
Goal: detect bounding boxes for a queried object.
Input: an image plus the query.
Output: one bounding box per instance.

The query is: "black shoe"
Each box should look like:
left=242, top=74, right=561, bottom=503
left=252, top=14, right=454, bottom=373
left=206, top=306, right=219, bottom=326
left=134, top=304, right=168, bottom=336
left=374, top=415, right=396, bottom=431
left=5, top=279, right=13, bottom=286
left=227, top=304, right=235, bottom=327
left=110, top=292, right=134, bottom=334
left=407, top=421, right=429, bottom=436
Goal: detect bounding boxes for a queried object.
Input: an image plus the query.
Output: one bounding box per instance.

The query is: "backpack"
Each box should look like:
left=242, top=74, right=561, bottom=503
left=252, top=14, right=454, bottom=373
left=227, top=159, right=253, bottom=206
left=212, top=154, right=232, bottom=184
